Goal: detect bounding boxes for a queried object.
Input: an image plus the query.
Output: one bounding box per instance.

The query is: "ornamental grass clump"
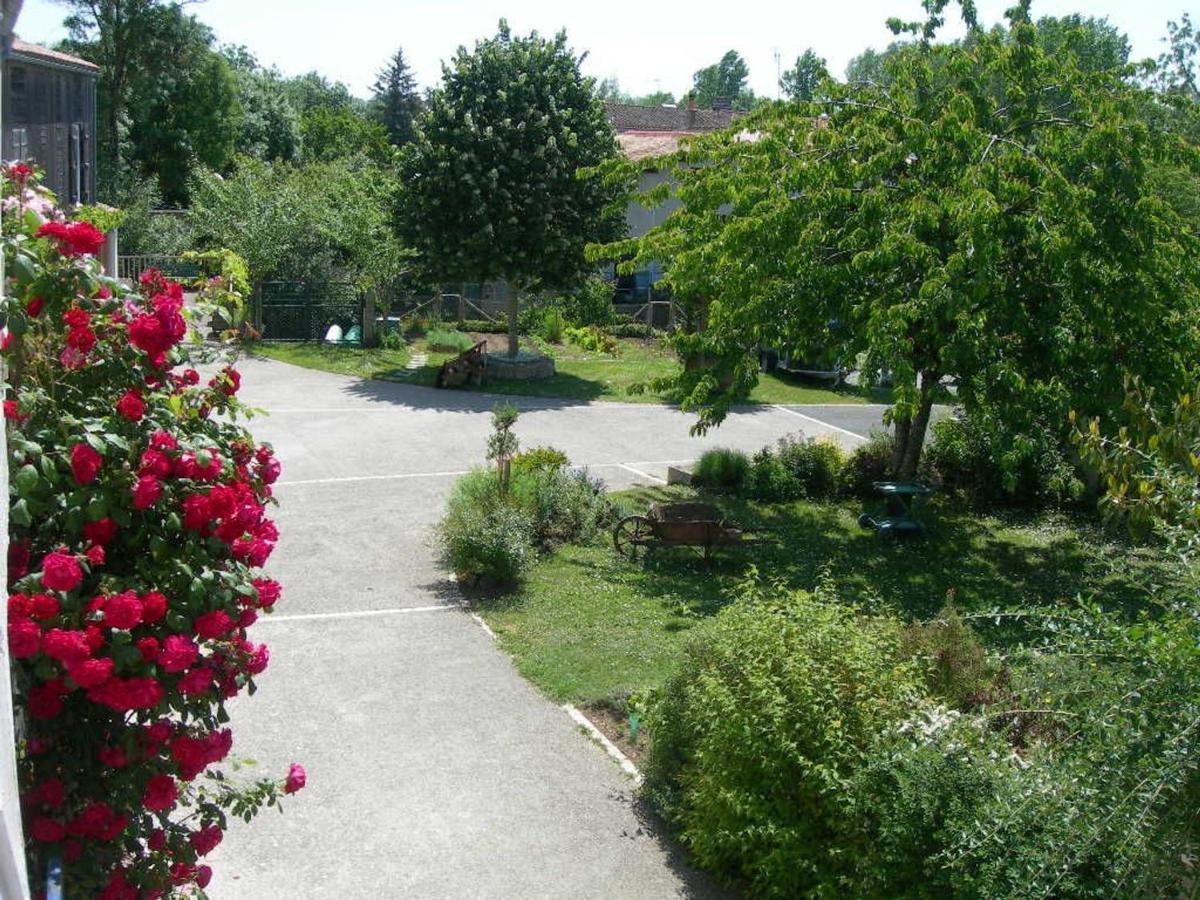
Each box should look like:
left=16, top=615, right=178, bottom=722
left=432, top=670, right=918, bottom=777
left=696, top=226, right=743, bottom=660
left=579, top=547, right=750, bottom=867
left=3, top=163, right=303, bottom=896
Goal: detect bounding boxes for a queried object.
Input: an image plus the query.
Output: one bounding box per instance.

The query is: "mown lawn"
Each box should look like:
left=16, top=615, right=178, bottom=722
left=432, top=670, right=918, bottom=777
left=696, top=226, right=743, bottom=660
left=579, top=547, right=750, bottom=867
left=478, top=486, right=1183, bottom=705
left=249, top=342, right=411, bottom=379
left=254, top=336, right=877, bottom=406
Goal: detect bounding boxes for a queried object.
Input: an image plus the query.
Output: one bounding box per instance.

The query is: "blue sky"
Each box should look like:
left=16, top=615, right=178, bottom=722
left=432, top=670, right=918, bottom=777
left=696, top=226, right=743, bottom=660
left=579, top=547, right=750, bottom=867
left=16, top=0, right=1189, bottom=100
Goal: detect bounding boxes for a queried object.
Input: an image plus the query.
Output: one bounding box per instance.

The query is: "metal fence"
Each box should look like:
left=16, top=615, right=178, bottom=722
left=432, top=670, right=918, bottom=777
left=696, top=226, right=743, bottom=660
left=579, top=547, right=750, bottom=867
left=251, top=282, right=365, bottom=342
left=116, top=255, right=201, bottom=284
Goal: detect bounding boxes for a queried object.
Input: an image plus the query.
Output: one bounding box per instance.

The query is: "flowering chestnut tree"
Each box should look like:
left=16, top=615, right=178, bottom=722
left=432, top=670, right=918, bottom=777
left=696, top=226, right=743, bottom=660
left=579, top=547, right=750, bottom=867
left=2, top=163, right=303, bottom=897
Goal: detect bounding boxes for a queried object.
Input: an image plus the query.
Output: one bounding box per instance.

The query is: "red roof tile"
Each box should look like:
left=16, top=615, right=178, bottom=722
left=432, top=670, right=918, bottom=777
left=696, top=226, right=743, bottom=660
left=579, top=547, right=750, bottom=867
left=10, top=39, right=99, bottom=72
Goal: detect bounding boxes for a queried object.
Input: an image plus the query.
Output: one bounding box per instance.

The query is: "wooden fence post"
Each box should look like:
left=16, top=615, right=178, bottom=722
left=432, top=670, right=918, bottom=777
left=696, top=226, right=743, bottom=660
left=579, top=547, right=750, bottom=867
left=362, top=288, right=377, bottom=347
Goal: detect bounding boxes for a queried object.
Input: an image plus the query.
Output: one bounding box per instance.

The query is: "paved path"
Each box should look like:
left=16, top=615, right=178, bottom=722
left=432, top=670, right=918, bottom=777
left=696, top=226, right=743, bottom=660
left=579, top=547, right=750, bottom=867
left=209, top=358, right=890, bottom=898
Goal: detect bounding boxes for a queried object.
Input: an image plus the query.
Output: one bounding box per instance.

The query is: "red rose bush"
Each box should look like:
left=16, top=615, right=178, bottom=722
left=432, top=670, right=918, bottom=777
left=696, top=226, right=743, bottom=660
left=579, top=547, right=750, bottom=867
left=3, top=164, right=303, bottom=896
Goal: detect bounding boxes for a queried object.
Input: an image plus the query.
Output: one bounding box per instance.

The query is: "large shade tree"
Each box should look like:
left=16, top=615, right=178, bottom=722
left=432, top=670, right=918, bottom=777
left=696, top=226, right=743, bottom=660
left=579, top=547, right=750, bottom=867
left=398, top=21, right=625, bottom=357
left=56, top=0, right=241, bottom=203
left=599, top=1, right=1200, bottom=479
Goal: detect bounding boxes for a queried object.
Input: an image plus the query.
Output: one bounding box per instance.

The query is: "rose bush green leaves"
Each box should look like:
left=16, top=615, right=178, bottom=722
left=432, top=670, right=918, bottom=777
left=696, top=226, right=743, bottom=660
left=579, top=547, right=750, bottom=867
left=3, top=164, right=303, bottom=896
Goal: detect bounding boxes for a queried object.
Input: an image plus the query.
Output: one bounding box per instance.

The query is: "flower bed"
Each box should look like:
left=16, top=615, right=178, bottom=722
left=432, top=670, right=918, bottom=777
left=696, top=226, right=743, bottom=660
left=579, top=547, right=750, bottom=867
left=3, top=163, right=303, bottom=897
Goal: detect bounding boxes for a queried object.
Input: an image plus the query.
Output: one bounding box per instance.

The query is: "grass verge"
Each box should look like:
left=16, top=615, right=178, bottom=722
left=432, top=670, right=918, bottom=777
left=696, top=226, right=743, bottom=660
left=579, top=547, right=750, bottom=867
left=477, top=486, right=1182, bottom=705
left=249, top=342, right=410, bottom=380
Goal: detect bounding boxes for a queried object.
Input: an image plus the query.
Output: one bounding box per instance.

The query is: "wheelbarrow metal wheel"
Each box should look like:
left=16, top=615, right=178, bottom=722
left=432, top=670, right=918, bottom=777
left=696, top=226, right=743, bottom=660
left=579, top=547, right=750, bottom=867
left=614, top=515, right=655, bottom=559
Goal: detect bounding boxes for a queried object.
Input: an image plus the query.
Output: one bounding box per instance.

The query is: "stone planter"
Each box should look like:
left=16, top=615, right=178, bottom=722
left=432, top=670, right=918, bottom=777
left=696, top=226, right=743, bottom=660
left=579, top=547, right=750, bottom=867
left=486, top=352, right=555, bottom=381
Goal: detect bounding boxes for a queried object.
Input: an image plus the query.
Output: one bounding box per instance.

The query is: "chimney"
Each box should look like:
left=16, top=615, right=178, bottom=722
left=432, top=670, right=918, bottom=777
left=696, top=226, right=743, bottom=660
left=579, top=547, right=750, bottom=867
left=686, top=92, right=697, bottom=129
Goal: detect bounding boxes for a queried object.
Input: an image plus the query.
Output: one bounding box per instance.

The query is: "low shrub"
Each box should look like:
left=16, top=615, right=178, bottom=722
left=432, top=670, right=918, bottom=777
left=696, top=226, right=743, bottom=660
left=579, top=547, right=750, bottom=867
left=648, top=580, right=1200, bottom=899
left=740, top=437, right=843, bottom=502
left=564, top=276, right=618, bottom=327
left=401, top=314, right=430, bottom=336
left=511, top=446, right=570, bottom=474
left=379, top=329, right=405, bottom=351
left=437, top=463, right=612, bottom=580
left=456, top=318, right=508, bottom=334
left=646, top=585, right=922, bottom=897
left=776, top=435, right=844, bottom=499
left=605, top=321, right=661, bottom=339
left=425, top=328, right=475, bottom=354
left=744, top=448, right=804, bottom=501
left=511, top=467, right=613, bottom=549
left=564, top=324, right=620, bottom=355
left=840, top=428, right=895, bottom=498
left=437, top=494, right=533, bottom=586
left=691, top=448, right=750, bottom=492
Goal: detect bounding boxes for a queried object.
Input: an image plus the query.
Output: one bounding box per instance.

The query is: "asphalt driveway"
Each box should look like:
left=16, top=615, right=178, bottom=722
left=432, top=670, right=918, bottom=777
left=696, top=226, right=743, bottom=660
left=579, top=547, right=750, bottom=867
left=209, top=358, right=890, bottom=898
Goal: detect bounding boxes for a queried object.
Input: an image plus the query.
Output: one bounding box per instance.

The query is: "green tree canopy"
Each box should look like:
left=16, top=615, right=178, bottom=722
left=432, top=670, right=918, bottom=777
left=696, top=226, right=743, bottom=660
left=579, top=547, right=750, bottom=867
left=692, top=50, right=753, bottom=109
left=370, top=47, right=423, bottom=146
left=56, top=0, right=241, bottom=203
left=599, top=2, right=1200, bottom=479
left=780, top=48, right=830, bottom=101
left=397, top=21, right=626, bottom=356
left=224, top=46, right=302, bottom=163
left=299, top=106, right=391, bottom=165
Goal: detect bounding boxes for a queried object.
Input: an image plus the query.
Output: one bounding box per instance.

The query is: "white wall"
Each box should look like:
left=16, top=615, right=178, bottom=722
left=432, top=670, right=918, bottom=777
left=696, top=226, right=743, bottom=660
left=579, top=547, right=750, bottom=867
left=0, top=3, right=33, bottom=893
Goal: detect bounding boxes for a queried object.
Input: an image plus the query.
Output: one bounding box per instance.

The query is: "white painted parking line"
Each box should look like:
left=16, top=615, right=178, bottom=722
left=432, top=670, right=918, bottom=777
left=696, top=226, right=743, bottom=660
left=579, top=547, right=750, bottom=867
left=258, top=604, right=460, bottom=623
left=276, top=459, right=699, bottom=488
left=772, top=405, right=868, bottom=443
left=275, top=470, right=470, bottom=487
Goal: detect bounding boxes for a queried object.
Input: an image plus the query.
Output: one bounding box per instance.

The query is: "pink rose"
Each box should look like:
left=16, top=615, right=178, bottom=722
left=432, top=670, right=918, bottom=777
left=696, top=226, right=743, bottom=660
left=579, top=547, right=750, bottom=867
left=142, top=775, right=177, bottom=812
left=157, top=635, right=198, bottom=673
left=132, top=475, right=162, bottom=510
left=284, top=763, right=306, bottom=794
left=115, top=389, right=145, bottom=422
left=41, top=551, right=83, bottom=592
left=194, top=610, right=233, bottom=640
left=102, top=591, right=142, bottom=630
left=69, top=443, right=102, bottom=485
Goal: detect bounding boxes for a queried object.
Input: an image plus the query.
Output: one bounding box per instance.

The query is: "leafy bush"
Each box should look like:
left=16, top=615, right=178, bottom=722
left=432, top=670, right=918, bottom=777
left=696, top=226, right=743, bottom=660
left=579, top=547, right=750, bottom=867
left=380, top=329, right=405, bottom=351
left=691, top=448, right=750, bottom=492
left=564, top=324, right=620, bottom=355
left=561, top=276, right=617, bottom=327
left=840, top=428, right=895, bottom=498
left=900, top=605, right=999, bottom=711
left=775, top=435, right=844, bottom=499
left=511, top=468, right=612, bottom=549
left=534, top=307, right=565, bottom=343
left=744, top=447, right=803, bottom=501
left=511, top=446, right=570, bottom=474
left=648, top=575, right=1200, bottom=898
left=923, top=413, right=1083, bottom=507
left=605, top=320, right=660, bottom=339
left=455, top=317, right=508, bottom=334
left=437, top=462, right=611, bottom=578
left=425, top=328, right=475, bottom=354
left=866, top=609, right=1200, bottom=899
left=436, top=502, right=534, bottom=586
left=646, top=585, right=922, bottom=897
left=741, top=437, right=843, bottom=502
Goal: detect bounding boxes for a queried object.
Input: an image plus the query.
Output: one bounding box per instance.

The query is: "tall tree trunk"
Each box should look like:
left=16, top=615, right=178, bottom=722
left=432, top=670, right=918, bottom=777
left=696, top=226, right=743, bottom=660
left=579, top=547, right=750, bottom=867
left=890, top=416, right=911, bottom=476
left=888, top=370, right=939, bottom=480
left=505, top=281, right=519, bottom=358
